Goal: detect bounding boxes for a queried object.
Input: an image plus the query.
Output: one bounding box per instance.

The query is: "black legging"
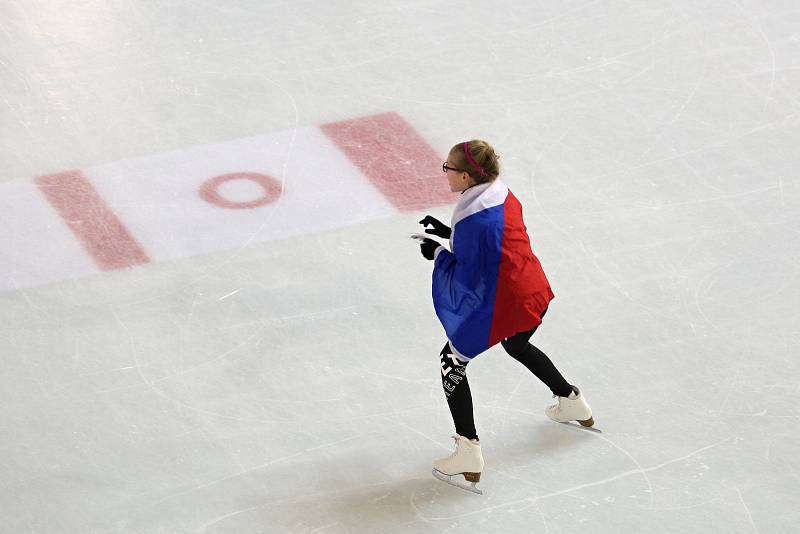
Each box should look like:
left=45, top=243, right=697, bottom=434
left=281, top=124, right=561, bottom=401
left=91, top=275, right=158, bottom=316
left=439, top=314, right=572, bottom=441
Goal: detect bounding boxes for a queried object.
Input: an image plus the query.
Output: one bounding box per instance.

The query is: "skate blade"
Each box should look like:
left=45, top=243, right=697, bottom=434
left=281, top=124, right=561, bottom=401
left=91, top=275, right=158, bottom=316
left=431, top=468, right=483, bottom=495
left=559, top=421, right=603, bottom=433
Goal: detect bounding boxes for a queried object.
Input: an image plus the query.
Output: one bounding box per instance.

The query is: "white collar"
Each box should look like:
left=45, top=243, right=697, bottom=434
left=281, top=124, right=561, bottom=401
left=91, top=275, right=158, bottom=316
left=451, top=179, right=508, bottom=229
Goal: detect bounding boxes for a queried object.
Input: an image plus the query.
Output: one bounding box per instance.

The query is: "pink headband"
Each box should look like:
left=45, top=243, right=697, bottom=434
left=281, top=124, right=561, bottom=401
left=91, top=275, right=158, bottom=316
left=463, top=141, right=487, bottom=177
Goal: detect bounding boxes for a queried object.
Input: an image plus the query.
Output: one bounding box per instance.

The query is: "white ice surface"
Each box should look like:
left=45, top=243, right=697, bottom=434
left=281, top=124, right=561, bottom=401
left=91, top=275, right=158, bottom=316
left=2, top=1, right=800, bottom=533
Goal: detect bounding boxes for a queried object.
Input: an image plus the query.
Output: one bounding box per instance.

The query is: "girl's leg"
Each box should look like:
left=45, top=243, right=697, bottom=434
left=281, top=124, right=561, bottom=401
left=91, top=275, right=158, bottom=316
left=501, top=326, right=573, bottom=398
left=439, top=342, right=478, bottom=441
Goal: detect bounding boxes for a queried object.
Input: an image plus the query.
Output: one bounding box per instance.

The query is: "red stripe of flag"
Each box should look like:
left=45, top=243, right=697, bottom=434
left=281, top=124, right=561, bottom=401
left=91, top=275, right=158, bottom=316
left=320, top=112, right=453, bottom=212
left=35, top=171, right=150, bottom=271
left=487, top=191, right=552, bottom=347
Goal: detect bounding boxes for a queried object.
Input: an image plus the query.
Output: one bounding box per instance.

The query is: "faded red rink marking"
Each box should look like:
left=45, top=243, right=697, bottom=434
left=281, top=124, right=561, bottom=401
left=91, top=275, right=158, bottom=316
left=321, top=112, right=452, bottom=212
left=34, top=171, right=150, bottom=270
left=1, top=112, right=453, bottom=292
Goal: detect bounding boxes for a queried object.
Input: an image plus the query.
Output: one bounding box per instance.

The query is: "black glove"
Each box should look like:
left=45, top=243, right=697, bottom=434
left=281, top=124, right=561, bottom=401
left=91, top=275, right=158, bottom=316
left=419, top=215, right=451, bottom=239
left=419, top=238, right=441, bottom=260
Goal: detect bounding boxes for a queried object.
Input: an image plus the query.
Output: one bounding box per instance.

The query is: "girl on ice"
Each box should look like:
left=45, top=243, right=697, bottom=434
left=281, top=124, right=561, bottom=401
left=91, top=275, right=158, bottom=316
left=417, top=140, right=594, bottom=494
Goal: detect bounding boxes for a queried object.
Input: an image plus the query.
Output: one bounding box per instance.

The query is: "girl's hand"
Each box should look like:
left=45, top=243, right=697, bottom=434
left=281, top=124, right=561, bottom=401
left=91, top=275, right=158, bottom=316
left=419, top=215, right=452, bottom=239
left=419, top=238, right=442, bottom=260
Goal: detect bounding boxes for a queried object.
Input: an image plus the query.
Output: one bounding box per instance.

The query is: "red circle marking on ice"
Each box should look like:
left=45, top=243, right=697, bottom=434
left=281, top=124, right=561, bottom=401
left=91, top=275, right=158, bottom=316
left=200, top=173, right=282, bottom=209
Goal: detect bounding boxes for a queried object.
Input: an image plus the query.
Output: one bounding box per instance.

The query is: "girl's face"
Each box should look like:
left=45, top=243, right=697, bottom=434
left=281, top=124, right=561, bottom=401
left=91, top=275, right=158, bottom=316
left=445, top=151, right=475, bottom=193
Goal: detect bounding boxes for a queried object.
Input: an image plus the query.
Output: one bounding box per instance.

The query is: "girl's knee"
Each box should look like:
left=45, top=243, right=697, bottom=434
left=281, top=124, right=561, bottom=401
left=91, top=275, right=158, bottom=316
left=501, top=338, right=526, bottom=357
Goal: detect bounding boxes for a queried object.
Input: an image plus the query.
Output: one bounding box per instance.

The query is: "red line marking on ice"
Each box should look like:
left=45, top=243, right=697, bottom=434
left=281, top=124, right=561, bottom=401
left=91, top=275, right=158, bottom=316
left=199, top=172, right=283, bottom=209
left=320, top=112, right=453, bottom=212
left=35, top=171, right=150, bottom=271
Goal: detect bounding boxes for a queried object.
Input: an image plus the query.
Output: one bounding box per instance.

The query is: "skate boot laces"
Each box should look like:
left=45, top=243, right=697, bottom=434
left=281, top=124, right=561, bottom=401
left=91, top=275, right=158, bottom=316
left=446, top=435, right=460, bottom=459
left=443, top=434, right=474, bottom=461
left=550, top=394, right=566, bottom=414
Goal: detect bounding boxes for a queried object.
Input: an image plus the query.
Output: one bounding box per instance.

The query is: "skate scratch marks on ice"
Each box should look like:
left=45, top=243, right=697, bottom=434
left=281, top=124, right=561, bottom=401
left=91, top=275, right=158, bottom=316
left=110, top=307, right=367, bottom=426
left=391, top=417, right=447, bottom=450
left=735, top=487, right=762, bottom=534
left=151, top=434, right=365, bottom=506
left=411, top=438, right=730, bottom=521
left=133, top=303, right=360, bottom=390
left=198, top=506, right=264, bottom=532
left=218, top=288, right=241, bottom=300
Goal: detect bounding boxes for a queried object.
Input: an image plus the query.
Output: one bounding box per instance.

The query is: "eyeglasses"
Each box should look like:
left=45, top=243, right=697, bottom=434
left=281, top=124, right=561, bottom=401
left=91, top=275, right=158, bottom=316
left=443, top=162, right=466, bottom=174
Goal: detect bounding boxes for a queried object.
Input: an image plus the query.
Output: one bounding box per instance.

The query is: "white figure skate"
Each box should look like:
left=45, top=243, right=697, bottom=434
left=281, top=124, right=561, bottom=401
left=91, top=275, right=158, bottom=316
left=432, top=435, right=484, bottom=495
left=545, top=386, right=599, bottom=432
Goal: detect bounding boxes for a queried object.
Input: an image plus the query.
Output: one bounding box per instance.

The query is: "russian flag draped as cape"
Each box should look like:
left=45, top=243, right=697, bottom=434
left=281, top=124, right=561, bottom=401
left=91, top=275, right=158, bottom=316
left=432, top=179, right=554, bottom=360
